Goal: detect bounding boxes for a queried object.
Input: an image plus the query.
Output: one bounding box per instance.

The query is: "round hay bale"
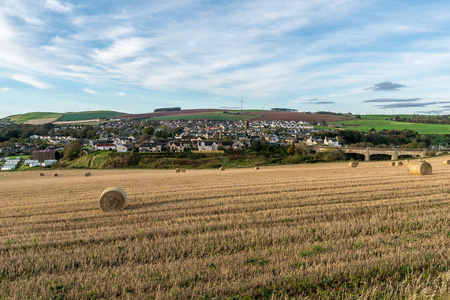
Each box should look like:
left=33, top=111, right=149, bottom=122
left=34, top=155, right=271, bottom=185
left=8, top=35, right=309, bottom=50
left=85, top=172, right=91, bottom=177
left=99, top=187, right=127, bottom=212
left=348, top=161, right=358, bottom=168
left=53, top=173, right=58, bottom=177
left=389, top=162, right=395, bottom=166
left=175, top=168, right=181, bottom=173
left=396, top=161, right=403, bottom=166
left=408, top=161, right=432, bottom=175
left=220, top=167, right=225, bottom=171
left=180, top=168, right=186, bottom=173
left=255, top=166, right=259, bottom=170
left=40, top=173, right=45, bottom=176
left=443, top=160, right=450, bottom=165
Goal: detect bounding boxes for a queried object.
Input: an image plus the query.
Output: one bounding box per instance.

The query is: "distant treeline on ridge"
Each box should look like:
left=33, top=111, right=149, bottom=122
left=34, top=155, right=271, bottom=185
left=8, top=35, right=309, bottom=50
left=271, top=108, right=298, bottom=112
left=154, top=107, right=181, bottom=112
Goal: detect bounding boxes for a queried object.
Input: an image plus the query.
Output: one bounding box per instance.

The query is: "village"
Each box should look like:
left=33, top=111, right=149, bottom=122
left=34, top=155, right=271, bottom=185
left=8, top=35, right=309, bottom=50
left=0, top=119, right=344, bottom=170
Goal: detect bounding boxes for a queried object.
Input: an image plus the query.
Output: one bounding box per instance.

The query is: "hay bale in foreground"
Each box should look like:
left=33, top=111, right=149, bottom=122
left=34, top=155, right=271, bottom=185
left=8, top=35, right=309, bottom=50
left=40, top=173, right=45, bottom=176
left=408, top=161, right=432, bottom=175
left=220, top=167, right=225, bottom=171
left=53, top=173, right=58, bottom=177
left=444, top=160, right=450, bottom=165
left=176, top=168, right=181, bottom=173
left=396, top=161, right=403, bottom=166
left=389, top=162, right=395, bottom=166
left=348, top=161, right=358, bottom=168
left=85, top=172, right=91, bottom=177
left=99, top=187, right=127, bottom=212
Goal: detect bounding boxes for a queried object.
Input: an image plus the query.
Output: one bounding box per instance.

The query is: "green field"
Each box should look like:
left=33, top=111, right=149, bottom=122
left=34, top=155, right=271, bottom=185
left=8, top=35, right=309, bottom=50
left=325, top=115, right=450, bottom=134
left=56, top=111, right=122, bottom=122
left=7, top=112, right=63, bottom=123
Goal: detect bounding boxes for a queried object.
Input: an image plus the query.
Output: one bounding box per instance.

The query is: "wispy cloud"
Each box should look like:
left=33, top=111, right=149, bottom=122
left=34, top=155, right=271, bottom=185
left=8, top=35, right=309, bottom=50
left=45, top=0, right=74, bottom=13
left=83, top=88, right=97, bottom=94
left=1, top=87, right=10, bottom=92
left=11, top=74, right=51, bottom=89
left=367, top=81, right=406, bottom=91
left=363, top=98, right=421, bottom=103
left=115, top=92, right=126, bottom=96
left=375, top=101, right=450, bottom=109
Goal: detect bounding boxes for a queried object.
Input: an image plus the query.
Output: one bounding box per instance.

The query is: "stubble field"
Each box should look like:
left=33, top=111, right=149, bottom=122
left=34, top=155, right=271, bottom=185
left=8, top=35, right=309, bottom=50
left=1, top=157, right=449, bottom=299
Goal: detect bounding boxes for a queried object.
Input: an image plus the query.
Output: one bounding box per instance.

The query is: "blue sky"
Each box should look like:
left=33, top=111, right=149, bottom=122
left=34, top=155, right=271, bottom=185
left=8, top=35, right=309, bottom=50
left=1, top=0, right=450, bottom=118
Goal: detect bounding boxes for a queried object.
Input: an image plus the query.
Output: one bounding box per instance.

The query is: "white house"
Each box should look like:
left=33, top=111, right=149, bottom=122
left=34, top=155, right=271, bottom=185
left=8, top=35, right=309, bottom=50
left=323, top=137, right=341, bottom=147
left=116, top=144, right=129, bottom=152
left=96, top=143, right=117, bottom=150
left=198, top=141, right=218, bottom=151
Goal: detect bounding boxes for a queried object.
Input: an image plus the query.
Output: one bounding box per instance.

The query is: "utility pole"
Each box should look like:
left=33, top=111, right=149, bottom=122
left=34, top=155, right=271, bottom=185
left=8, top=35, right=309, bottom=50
left=240, top=98, right=243, bottom=110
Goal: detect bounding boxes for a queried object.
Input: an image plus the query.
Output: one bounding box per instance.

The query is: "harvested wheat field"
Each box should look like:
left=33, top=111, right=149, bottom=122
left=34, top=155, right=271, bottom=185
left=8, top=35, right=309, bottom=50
left=1, top=156, right=449, bottom=299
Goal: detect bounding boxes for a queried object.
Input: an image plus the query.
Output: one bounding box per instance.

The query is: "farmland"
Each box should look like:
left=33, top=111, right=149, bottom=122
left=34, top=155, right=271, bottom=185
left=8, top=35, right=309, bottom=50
left=325, top=115, right=450, bottom=134
left=1, top=157, right=449, bottom=299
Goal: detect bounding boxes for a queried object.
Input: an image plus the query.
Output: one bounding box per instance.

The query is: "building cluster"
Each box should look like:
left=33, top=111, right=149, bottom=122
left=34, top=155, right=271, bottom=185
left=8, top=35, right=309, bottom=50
left=0, top=119, right=344, bottom=170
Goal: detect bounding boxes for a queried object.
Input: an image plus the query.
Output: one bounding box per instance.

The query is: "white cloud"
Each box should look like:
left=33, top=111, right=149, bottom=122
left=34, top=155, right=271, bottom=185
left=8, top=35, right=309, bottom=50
left=45, top=0, right=74, bottom=13
left=90, top=37, right=153, bottom=63
left=1, top=87, right=11, bottom=92
left=83, top=88, right=97, bottom=94
left=115, top=92, right=126, bottom=96
left=11, top=74, right=51, bottom=89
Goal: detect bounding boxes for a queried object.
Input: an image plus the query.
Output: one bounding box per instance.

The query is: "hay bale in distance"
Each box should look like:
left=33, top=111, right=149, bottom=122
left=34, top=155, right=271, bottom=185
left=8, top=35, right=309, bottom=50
left=348, top=161, right=358, bottom=168
left=99, top=187, right=127, bottom=212
left=180, top=168, right=186, bottom=173
left=396, top=161, right=403, bottom=166
left=444, top=160, right=450, bottom=165
left=85, top=172, right=91, bottom=177
left=255, top=166, right=259, bottom=170
left=220, top=167, right=225, bottom=171
left=389, top=162, right=395, bottom=166
left=175, top=168, right=181, bottom=173
left=40, top=173, right=45, bottom=176
left=408, top=161, right=432, bottom=175
left=53, top=173, right=58, bottom=177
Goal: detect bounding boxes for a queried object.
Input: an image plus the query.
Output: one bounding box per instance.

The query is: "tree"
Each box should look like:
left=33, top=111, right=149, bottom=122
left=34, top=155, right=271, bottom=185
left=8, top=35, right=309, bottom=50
left=63, top=141, right=83, bottom=161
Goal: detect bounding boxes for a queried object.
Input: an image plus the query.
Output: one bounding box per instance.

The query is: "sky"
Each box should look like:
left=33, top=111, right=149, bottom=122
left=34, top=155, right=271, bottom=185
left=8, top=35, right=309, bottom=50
left=1, top=0, right=450, bottom=118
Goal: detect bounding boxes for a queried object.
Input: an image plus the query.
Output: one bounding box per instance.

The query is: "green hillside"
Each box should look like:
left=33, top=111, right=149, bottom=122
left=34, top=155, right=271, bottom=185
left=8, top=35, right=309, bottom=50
left=5, top=110, right=121, bottom=124
left=325, top=115, right=450, bottom=134
left=7, top=112, right=63, bottom=123
left=56, top=111, right=122, bottom=122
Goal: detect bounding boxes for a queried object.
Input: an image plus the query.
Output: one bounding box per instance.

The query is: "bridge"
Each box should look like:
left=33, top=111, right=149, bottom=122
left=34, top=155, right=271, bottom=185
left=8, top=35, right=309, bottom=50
left=315, top=146, right=446, bottom=161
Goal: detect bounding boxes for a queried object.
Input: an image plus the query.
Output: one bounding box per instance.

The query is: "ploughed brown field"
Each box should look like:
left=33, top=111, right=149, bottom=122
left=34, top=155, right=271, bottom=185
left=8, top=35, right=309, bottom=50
left=120, top=109, right=353, bottom=122
left=1, top=157, right=449, bottom=299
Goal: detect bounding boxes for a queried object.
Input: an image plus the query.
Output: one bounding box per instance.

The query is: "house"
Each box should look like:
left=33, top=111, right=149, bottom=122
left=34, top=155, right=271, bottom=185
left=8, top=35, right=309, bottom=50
left=305, top=136, right=323, bottom=146
left=96, top=143, right=117, bottom=151
left=116, top=144, right=129, bottom=152
left=167, top=141, right=185, bottom=152
left=323, top=137, right=341, bottom=147
left=139, top=143, right=162, bottom=153
left=198, top=141, right=219, bottom=151
left=0, top=147, right=19, bottom=155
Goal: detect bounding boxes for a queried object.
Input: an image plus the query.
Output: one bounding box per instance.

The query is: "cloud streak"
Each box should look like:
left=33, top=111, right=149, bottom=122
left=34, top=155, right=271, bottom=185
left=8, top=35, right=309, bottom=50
left=367, top=81, right=406, bottom=91
left=11, top=74, right=51, bottom=89
left=375, top=101, right=450, bottom=109
left=45, top=0, right=74, bottom=13
left=363, top=98, right=421, bottom=103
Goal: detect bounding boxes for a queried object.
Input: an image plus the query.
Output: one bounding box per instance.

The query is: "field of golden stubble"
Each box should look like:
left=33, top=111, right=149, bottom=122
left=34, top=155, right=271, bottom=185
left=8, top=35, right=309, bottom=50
left=0, top=156, right=449, bottom=299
